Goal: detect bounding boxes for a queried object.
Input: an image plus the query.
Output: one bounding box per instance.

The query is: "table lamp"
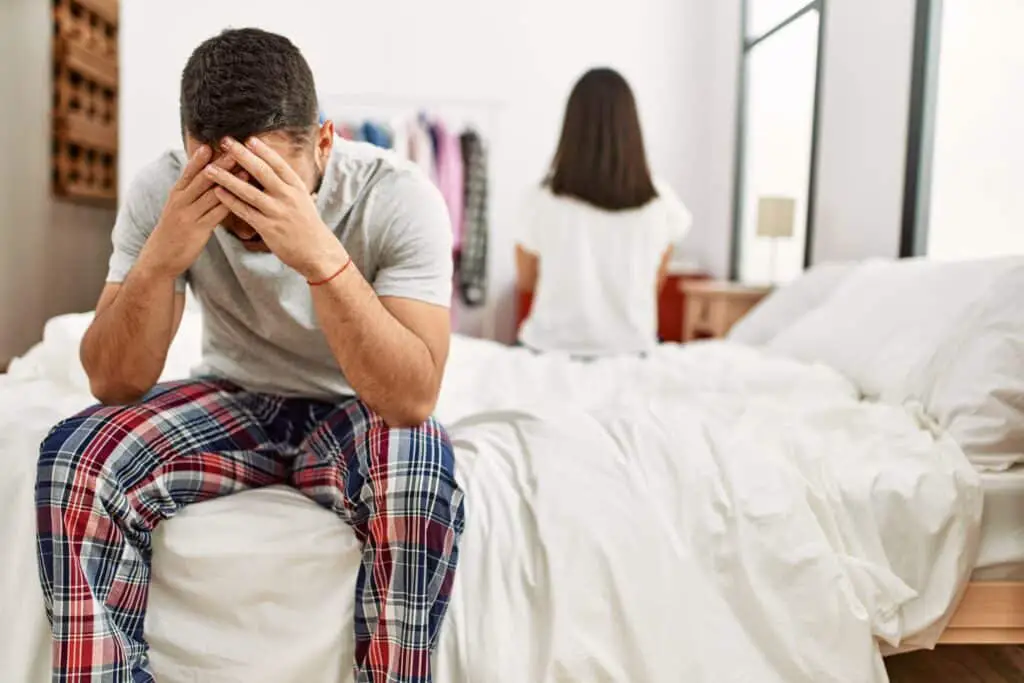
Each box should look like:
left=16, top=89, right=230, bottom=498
left=756, top=196, right=795, bottom=284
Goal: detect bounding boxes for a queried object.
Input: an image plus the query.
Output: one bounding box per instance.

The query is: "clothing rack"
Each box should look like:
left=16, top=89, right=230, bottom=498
left=318, top=92, right=505, bottom=141
left=318, top=93, right=501, bottom=338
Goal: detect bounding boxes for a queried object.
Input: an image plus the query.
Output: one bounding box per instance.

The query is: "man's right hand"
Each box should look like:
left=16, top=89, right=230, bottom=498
left=137, top=145, right=237, bottom=280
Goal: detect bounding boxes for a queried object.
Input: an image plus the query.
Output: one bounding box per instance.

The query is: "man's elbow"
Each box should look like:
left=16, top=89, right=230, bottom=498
left=379, top=393, right=438, bottom=429
left=88, top=377, right=150, bottom=406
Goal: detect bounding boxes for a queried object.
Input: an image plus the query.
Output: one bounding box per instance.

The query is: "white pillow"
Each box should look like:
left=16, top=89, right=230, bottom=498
left=7, top=313, right=95, bottom=391
left=923, top=264, right=1024, bottom=471
left=769, top=255, right=1024, bottom=469
left=727, top=261, right=861, bottom=346
left=7, top=311, right=204, bottom=394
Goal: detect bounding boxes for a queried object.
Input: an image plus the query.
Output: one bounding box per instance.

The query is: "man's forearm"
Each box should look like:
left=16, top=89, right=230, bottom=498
left=310, top=268, right=439, bottom=427
left=80, top=265, right=179, bottom=404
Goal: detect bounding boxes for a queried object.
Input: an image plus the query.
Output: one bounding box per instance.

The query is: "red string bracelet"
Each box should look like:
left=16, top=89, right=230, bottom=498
left=307, top=256, right=353, bottom=286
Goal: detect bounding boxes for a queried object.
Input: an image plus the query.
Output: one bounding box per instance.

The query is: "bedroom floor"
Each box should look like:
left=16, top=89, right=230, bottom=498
left=886, top=647, right=1024, bottom=681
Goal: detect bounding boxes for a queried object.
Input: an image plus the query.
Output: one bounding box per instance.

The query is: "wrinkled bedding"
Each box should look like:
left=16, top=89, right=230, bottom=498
left=0, top=313, right=982, bottom=682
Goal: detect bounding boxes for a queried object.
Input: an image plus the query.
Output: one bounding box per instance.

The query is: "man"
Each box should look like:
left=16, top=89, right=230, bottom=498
left=36, top=28, right=464, bottom=683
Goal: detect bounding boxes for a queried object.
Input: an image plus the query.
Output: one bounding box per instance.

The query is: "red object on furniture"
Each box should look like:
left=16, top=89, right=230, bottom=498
left=514, top=270, right=710, bottom=343
left=658, top=272, right=710, bottom=342
left=516, top=289, right=534, bottom=329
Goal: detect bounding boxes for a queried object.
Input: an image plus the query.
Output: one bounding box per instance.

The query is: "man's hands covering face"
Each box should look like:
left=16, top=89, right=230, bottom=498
left=140, top=145, right=238, bottom=280
left=206, top=137, right=347, bottom=282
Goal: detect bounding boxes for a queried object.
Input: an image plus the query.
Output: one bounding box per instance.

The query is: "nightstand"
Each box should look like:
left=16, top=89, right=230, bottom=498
left=680, top=281, right=771, bottom=341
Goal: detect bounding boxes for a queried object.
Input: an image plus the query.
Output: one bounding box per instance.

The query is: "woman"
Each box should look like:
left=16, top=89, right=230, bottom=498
left=516, top=67, right=693, bottom=356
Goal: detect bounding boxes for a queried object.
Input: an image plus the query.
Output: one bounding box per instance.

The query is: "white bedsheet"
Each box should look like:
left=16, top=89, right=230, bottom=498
left=974, top=468, right=1024, bottom=579
left=0, top=314, right=983, bottom=683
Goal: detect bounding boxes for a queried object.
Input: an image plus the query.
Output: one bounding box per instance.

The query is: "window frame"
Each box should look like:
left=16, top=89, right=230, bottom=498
left=899, top=0, right=943, bottom=257
left=729, top=0, right=828, bottom=280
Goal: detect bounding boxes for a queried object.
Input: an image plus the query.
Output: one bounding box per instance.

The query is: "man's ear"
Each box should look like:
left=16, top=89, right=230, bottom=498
left=316, top=121, right=334, bottom=171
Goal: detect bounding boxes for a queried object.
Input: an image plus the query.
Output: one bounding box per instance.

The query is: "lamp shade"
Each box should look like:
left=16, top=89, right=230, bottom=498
left=756, top=196, right=796, bottom=238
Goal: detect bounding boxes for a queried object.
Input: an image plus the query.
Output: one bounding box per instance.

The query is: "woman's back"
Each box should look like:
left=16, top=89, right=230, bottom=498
left=515, top=66, right=693, bottom=356
left=517, top=181, right=691, bottom=356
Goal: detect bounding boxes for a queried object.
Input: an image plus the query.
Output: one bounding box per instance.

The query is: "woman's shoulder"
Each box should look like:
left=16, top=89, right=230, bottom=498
left=651, top=177, right=694, bottom=241
left=522, top=182, right=552, bottom=201
left=652, top=177, right=692, bottom=215
left=652, top=177, right=685, bottom=205
left=522, top=182, right=562, bottom=205
left=520, top=183, right=576, bottom=219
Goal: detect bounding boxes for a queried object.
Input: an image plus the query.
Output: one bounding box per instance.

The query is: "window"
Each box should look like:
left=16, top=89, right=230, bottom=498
left=732, top=1, right=826, bottom=284
left=902, top=0, right=1024, bottom=260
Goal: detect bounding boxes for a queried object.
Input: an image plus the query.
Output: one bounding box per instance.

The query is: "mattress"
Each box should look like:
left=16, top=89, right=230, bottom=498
left=973, top=467, right=1024, bottom=580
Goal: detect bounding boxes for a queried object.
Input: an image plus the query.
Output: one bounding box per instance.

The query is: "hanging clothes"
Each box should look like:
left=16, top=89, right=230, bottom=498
left=406, top=116, right=437, bottom=184
left=427, top=116, right=440, bottom=157
left=390, top=115, right=410, bottom=159
left=457, top=129, right=488, bottom=307
left=360, top=120, right=392, bottom=149
left=334, top=121, right=356, bottom=141
left=430, top=119, right=465, bottom=248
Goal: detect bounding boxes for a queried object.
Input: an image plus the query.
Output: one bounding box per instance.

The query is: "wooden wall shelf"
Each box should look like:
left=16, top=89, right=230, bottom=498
left=51, top=0, right=119, bottom=206
left=59, top=40, right=118, bottom=90
left=60, top=111, right=118, bottom=152
left=74, top=0, right=118, bottom=25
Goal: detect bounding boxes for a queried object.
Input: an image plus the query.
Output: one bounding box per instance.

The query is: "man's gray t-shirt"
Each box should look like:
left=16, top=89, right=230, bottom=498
left=107, top=137, right=453, bottom=400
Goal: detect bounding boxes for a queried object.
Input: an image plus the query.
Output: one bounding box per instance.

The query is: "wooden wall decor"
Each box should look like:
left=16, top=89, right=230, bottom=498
left=52, top=0, right=119, bottom=205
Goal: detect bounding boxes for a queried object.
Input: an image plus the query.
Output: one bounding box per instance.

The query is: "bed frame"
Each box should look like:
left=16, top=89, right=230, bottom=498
left=940, top=582, right=1024, bottom=644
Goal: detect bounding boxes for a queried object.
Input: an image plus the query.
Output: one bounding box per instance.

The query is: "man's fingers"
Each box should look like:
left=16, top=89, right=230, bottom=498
left=204, top=165, right=272, bottom=213
left=245, top=136, right=305, bottom=189
left=180, top=152, right=237, bottom=204
left=173, top=145, right=212, bottom=191
left=190, top=187, right=221, bottom=216
left=221, top=138, right=287, bottom=195
left=214, top=187, right=265, bottom=227
left=196, top=201, right=231, bottom=230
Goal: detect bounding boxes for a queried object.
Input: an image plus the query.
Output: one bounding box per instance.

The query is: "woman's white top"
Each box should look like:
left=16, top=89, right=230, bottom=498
left=517, top=180, right=693, bottom=356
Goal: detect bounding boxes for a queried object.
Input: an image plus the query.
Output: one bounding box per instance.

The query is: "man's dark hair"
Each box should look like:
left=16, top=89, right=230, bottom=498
left=180, top=28, right=319, bottom=148
left=546, top=67, right=656, bottom=211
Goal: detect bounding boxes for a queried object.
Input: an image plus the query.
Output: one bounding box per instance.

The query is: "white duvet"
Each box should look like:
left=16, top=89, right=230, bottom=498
left=0, top=313, right=982, bottom=683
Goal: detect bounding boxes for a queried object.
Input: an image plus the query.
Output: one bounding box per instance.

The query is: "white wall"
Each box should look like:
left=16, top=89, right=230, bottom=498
left=810, top=0, right=917, bottom=265
left=120, top=0, right=713, bottom=342
left=0, top=0, right=115, bottom=368
left=684, top=0, right=743, bottom=280
left=925, top=0, right=1024, bottom=260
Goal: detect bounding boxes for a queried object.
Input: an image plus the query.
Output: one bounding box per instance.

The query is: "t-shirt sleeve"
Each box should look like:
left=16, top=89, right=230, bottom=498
left=107, top=153, right=187, bottom=293
left=654, top=179, right=694, bottom=245
left=516, top=187, right=543, bottom=254
left=371, top=170, right=454, bottom=307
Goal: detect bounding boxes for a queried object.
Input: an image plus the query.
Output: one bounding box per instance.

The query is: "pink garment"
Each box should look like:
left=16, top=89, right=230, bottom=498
left=333, top=121, right=355, bottom=140
left=429, top=119, right=465, bottom=248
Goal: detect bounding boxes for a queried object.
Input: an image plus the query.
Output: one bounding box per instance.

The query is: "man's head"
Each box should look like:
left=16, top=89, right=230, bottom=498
left=180, top=28, right=332, bottom=247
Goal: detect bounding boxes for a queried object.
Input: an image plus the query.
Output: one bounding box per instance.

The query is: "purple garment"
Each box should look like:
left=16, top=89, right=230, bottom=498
left=429, top=120, right=465, bottom=248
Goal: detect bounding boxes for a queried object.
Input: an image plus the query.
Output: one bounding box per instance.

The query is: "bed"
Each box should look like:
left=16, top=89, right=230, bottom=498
left=939, top=469, right=1024, bottom=645
left=2, top=255, right=1023, bottom=682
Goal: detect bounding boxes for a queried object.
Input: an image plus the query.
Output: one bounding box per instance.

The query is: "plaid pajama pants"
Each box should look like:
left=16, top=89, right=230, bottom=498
left=35, top=379, right=465, bottom=683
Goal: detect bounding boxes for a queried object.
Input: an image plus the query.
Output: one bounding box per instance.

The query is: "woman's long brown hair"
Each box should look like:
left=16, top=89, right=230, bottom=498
left=546, top=68, right=657, bottom=211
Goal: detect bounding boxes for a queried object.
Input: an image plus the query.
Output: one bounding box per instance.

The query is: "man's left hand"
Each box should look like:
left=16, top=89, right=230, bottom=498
left=206, top=137, right=346, bottom=281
